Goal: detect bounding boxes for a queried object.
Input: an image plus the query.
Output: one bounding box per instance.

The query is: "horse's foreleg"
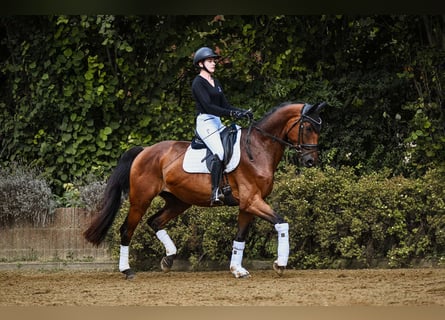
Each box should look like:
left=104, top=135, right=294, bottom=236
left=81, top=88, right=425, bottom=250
left=230, top=210, right=254, bottom=278
left=273, top=222, right=289, bottom=276
left=241, top=195, right=289, bottom=276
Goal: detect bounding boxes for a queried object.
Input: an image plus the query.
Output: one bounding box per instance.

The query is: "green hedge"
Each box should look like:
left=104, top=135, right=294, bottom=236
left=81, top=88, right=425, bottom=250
left=271, top=166, right=445, bottom=268
left=107, top=165, right=445, bottom=270
left=2, top=162, right=443, bottom=269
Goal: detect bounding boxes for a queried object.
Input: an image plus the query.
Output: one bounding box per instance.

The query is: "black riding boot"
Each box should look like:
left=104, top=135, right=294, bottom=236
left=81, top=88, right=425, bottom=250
left=210, top=155, right=225, bottom=206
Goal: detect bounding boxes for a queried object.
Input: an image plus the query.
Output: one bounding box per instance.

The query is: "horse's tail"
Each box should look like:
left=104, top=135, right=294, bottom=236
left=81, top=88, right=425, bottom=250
left=84, top=146, right=144, bottom=245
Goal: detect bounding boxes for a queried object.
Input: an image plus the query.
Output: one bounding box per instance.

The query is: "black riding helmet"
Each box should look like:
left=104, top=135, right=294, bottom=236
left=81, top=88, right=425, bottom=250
left=193, top=47, right=221, bottom=67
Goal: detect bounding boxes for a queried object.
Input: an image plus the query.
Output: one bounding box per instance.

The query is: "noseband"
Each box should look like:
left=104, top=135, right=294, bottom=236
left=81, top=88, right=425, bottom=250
left=245, top=110, right=321, bottom=162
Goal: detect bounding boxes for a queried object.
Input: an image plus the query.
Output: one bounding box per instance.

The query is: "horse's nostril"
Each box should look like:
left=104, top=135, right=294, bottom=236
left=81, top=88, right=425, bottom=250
left=306, top=159, right=314, bottom=167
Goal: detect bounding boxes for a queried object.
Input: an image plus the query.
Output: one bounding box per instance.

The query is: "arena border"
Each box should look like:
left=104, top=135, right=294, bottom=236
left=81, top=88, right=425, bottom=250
left=0, top=261, right=116, bottom=271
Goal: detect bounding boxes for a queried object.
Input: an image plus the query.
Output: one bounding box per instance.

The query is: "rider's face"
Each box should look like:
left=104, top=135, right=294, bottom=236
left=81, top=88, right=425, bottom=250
left=201, top=58, right=217, bottom=73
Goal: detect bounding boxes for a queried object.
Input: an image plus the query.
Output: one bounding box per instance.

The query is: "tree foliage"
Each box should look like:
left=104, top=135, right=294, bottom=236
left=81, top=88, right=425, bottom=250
left=1, top=15, right=444, bottom=193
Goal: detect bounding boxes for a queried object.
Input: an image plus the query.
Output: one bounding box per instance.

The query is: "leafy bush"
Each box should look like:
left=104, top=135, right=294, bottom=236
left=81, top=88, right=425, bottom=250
left=0, top=163, right=55, bottom=227
left=105, top=165, right=445, bottom=270
left=79, top=180, right=106, bottom=213
left=54, top=174, right=106, bottom=212
left=270, top=165, right=445, bottom=268
left=0, top=162, right=104, bottom=227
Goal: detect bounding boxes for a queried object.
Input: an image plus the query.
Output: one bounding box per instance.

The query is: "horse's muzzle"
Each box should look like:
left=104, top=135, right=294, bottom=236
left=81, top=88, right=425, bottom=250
left=300, top=150, right=318, bottom=168
left=304, top=158, right=315, bottom=167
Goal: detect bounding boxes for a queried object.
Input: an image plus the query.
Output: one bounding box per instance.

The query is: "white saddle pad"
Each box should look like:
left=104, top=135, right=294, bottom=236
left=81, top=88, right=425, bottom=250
left=183, top=126, right=242, bottom=174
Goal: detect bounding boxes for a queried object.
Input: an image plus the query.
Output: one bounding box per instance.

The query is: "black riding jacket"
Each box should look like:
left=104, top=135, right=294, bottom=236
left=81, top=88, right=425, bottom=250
left=192, top=75, right=239, bottom=117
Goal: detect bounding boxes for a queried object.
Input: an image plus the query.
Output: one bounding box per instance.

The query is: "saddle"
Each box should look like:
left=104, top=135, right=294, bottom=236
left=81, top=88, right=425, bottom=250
left=190, top=123, right=238, bottom=170
left=188, top=123, right=240, bottom=206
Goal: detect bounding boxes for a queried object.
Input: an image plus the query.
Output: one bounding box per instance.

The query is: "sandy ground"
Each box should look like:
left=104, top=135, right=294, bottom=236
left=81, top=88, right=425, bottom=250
left=0, top=268, right=444, bottom=306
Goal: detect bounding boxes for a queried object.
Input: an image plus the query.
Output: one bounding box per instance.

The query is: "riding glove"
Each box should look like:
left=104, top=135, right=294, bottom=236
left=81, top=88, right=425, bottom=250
left=230, top=109, right=253, bottom=120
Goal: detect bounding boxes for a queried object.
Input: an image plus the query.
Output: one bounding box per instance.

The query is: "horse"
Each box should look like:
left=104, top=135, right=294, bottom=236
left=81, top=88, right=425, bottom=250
left=84, top=101, right=325, bottom=279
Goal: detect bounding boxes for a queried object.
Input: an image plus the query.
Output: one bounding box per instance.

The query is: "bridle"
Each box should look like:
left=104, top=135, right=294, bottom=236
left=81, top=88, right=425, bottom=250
left=245, top=110, right=322, bottom=162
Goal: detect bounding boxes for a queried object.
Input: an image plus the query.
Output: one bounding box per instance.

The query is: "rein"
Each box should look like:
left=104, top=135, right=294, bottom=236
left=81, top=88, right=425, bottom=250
left=245, top=115, right=319, bottom=162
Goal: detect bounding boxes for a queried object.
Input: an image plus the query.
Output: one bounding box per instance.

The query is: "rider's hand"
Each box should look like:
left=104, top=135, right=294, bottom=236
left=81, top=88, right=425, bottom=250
left=230, top=110, right=244, bottom=119
left=231, top=109, right=253, bottom=120
left=244, top=110, right=253, bottom=120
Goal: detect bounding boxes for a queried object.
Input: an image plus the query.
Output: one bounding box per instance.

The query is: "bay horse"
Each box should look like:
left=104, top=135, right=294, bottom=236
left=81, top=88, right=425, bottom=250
left=84, top=101, right=325, bottom=279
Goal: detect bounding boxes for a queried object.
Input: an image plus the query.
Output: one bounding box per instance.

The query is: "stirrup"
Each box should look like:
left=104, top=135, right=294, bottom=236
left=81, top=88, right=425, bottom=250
left=210, top=188, right=224, bottom=206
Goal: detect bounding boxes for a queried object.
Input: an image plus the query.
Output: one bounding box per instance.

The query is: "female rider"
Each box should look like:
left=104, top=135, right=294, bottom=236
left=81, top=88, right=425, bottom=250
left=191, top=47, right=253, bottom=205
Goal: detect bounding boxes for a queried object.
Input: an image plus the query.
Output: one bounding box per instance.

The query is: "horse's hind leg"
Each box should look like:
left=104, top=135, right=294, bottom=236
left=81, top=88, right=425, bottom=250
left=147, top=192, right=191, bottom=273
left=118, top=199, right=151, bottom=279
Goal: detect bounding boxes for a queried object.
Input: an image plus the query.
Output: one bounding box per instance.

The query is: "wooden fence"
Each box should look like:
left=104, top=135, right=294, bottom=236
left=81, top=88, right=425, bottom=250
left=0, top=208, right=111, bottom=263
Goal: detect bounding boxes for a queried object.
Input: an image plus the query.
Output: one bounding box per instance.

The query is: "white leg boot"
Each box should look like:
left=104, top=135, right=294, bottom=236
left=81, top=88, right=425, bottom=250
left=119, top=245, right=136, bottom=279
left=156, top=229, right=177, bottom=272
left=273, top=223, right=289, bottom=275
left=229, top=241, right=250, bottom=278
left=119, top=245, right=130, bottom=272
left=156, top=229, right=177, bottom=256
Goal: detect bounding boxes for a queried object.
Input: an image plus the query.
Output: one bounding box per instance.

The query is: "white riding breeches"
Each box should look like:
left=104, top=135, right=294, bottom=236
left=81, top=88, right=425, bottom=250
left=196, top=113, right=225, bottom=161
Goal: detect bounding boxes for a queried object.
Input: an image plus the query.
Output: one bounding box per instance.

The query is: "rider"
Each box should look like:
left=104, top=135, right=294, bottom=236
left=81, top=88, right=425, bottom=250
left=192, top=46, right=253, bottom=206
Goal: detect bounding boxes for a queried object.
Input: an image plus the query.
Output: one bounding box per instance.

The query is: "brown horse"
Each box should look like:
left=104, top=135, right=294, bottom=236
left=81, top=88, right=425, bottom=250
left=84, top=101, right=325, bottom=279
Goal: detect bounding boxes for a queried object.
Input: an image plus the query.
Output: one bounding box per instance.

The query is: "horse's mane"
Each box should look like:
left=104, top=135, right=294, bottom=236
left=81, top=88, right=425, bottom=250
left=256, top=101, right=304, bottom=125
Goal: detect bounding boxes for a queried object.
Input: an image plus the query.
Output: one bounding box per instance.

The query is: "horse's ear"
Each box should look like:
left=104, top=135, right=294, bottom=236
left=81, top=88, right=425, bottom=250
left=314, top=102, right=327, bottom=114
left=303, top=102, right=327, bottom=116
left=302, top=103, right=316, bottom=115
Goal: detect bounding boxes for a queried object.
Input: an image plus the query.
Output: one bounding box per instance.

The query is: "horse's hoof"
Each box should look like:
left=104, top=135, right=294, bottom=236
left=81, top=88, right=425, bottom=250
left=273, top=261, right=285, bottom=276
left=161, top=254, right=176, bottom=273
left=122, top=269, right=136, bottom=280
